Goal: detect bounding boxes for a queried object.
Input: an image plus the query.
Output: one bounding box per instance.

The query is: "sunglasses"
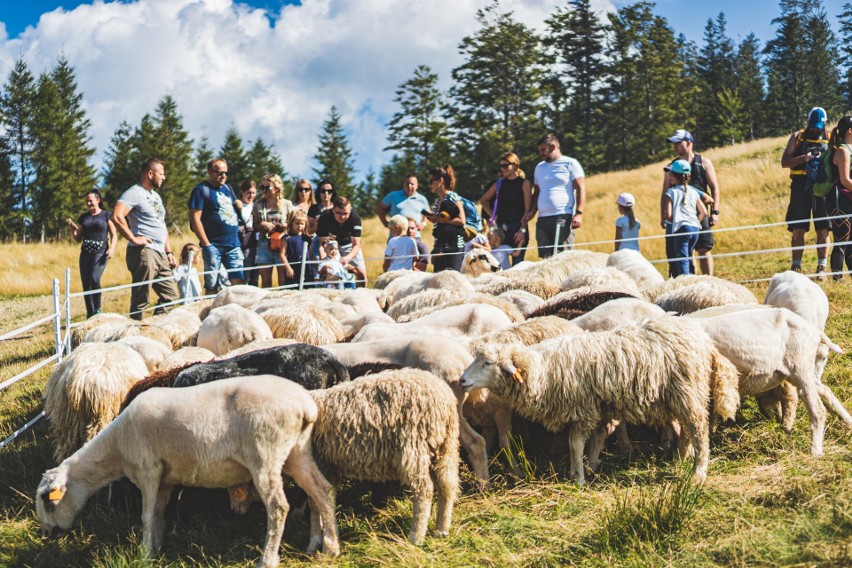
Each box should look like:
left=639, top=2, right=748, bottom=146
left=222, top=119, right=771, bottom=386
left=297, top=187, right=312, bottom=192
left=318, top=189, right=334, bottom=194
left=211, top=170, right=228, bottom=176
left=499, top=162, right=513, bottom=169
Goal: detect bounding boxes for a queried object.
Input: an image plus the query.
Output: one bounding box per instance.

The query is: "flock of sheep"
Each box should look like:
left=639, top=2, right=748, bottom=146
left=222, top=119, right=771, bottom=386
left=33, top=248, right=852, bottom=567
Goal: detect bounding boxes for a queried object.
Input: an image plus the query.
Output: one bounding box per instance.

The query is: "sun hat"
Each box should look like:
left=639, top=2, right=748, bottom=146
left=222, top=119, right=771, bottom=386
left=807, top=107, right=827, bottom=129
left=616, top=193, right=635, bottom=207
left=667, top=129, right=694, bottom=143
left=670, top=159, right=691, bottom=175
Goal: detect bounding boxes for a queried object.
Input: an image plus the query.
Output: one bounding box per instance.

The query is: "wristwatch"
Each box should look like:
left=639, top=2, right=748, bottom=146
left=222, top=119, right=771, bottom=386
left=574, top=210, right=583, bottom=215
left=711, top=209, right=720, bottom=215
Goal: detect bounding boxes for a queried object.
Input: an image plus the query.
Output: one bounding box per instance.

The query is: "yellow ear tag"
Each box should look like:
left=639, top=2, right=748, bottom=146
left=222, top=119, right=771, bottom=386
left=512, top=369, right=524, bottom=384
left=232, top=486, right=247, bottom=501
left=48, top=489, right=63, bottom=501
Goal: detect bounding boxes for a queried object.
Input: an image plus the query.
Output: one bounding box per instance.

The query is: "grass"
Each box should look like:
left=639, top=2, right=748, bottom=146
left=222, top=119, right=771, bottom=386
left=1, top=134, right=851, bottom=566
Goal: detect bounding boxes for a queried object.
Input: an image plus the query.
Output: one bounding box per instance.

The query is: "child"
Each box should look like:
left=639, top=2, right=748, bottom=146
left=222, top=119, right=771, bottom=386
left=487, top=227, right=518, bottom=270
left=614, top=192, right=641, bottom=252
left=281, top=210, right=314, bottom=288
left=463, top=226, right=490, bottom=254
left=173, top=243, right=202, bottom=302
left=663, top=160, right=708, bottom=277
left=318, top=240, right=355, bottom=289
left=383, top=214, right=420, bottom=272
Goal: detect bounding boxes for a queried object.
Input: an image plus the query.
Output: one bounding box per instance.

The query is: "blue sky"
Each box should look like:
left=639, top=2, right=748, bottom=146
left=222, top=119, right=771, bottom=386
left=0, top=1, right=845, bottom=182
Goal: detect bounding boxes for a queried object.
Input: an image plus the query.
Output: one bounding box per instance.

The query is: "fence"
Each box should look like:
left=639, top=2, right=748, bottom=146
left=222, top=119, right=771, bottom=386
left=2, top=215, right=849, bottom=448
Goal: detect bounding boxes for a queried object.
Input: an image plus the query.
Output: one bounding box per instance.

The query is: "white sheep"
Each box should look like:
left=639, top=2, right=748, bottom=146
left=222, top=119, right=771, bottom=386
left=147, top=307, right=202, bottom=349
left=650, top=279, right=759, bottom=314
left=523, top=250, right=608, bottom=284
left=606, top=249, right=665, bottom=289
left=460, top=316, right=741, bottom=483
left=82, top=322, right=173, bottom=350
left=260, top=305, right=345, bottom=345
left=643, top=275, right=758, bottom=306
left=396, top=296, right=524, bottom=325
left=496, top=289, right=545, bottom=317
left=571, top=297, right=667, bottom=332
left=70, top=313, right=134, bottom=347
left=44, top=342, right=150, bottom=462
left=36, top=375, right=339, bottom=566
left=339, top=312, right=395, bottom=339
left=559, top=267, right=641, bottom=294
left=386, top=270, right=475, bottom=305
left=764, top=270, right=829, bottom=331
left=197, top=304, right=273, bottom=356
left=115, top=336, right=172, bottom=373
left=340, top=288, right=386, bottom=314
left=211, top=284, right=270, bottom=309
left=373, top=268, right=417, bottom=290
left=157, top=346, right=216, bottom=372
left=460, top=249, right=502, bottom=277
left=352, top=304, right=514, bottom=343
left=476, top=275, right=561, bottom=300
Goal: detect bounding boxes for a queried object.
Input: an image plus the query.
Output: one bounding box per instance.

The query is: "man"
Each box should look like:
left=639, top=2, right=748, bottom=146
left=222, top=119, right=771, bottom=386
left=781, top=107, right=831, bottom=276
left=316, top=196, right=367, bottom=286
left=188, top=158, right=244, bottom=295
left=660, top=129, right=721, bottom=275
left=112, top=158, right=179, bottom=320
left=526, top=133, right=586, bottom=258
left=375, top=174, right=430, bottom=237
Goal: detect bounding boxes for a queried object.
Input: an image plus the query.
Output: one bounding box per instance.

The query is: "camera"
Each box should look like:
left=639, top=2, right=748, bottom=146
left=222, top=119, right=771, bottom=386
left=810, top=148, right=821, bottom=157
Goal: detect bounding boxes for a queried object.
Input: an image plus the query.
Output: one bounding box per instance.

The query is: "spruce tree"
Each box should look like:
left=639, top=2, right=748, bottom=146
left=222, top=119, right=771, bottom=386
left=0, top=137, right=17, bottom=240
left=149, top=96, right=194, bottom=227
left=840, top=3, right=852, bottom=109
left=194, top=134, right=215, bottom=181
left=244, top=137, right=285, bottom=187
left=103, top=120, right=139, bottom=206
left=219, top=126, right=248, bottom=189
left=312, top=105, right=356, bottom=198
left=734, top=34, right=767, bottom=141
left=696, top=13, right=737, bottom=148
left=0, top=57, right=36, bottom=239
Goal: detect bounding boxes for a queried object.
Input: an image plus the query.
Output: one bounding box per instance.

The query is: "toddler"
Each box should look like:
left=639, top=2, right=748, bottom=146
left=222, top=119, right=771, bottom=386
left=281, top=210, right=314, bottom=287
left=383, top=214, right=420, bottom=272
left=318, top=240, right=355, bottom=289
left=614, top=193, right=641, bottom=252
left=488, top=227, right=517, bottom=270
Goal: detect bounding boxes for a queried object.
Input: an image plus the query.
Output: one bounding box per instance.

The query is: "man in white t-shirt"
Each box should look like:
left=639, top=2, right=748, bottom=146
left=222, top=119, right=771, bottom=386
left=526, top=133, right=586, bottom=258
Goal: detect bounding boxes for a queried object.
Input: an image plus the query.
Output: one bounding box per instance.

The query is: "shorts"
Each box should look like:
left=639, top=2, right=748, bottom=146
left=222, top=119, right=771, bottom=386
left=695, top=217, right=714, bottom=251
left=339, top=243, right=366, bottom=271
left=202, top=244, right=244, bottom=291
left=254, top=239, right=281, bottom=266
left=786, top=178, right=829, bottom=233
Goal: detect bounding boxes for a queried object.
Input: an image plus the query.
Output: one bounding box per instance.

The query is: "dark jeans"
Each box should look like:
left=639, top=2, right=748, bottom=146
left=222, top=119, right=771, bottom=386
left=126, top=246, right=180, bottom=320
left=431, top=244, right=463, bottom=272
left=827, top=189, right=852, bottom=277
left=499, top=221, right=529, bottom=264
left=242, top=245, right=258, bottom=286
left=79, top=249, right=108, bottom=318
left=536, top=214, right=573, bottom=258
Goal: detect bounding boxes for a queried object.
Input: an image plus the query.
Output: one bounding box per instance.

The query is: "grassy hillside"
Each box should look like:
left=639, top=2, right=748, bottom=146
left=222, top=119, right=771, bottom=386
left=1, top=135, right=850, bottom=567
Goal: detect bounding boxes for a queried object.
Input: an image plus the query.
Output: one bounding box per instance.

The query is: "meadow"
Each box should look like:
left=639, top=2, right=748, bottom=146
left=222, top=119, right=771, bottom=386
left=0, top=135, right=850, bottom=567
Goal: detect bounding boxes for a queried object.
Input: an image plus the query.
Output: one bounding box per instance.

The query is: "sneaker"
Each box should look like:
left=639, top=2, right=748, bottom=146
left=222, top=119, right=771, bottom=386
left=816, top=264, right=826, bottom=280
left=791, top=265, right=802, bottom=273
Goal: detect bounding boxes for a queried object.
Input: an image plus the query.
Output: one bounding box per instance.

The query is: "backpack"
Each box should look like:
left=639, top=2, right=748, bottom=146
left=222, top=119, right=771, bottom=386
left=460, top=196, right=482, bottom=233
left=811, top=148, right=837, bottom=198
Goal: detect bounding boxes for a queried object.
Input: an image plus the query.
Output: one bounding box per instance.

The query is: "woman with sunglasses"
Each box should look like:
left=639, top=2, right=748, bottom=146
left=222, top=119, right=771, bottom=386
left=252, top=173, right=295, bottom=288
left=308, top=179, right=337, bottom=273
left=479, top=152, right=531, bottom=264
left=424, top=165, right=466, bottom=272
left=291, top=179, right=316, bottom=215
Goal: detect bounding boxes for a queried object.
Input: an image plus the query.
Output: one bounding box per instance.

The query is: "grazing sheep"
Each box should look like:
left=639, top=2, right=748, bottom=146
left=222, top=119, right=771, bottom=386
left=606, top=249, right=665, bottom=289
left=460, top=316, right=740, bottom=483
left=560, top=267, right=641, bottom=294
left=173, top=344, right=350, bottom=391
left=396, top=295, right=524, bottom=324
left=687, top=306, right=851, bottom=455
left=476, top=275, right=561, bottom=300
left=373, top=269, right=417, bottom=290
left=386, top=270, right=475, bottom=305
left=147, top=307, right=202, bottom=349
left=211, top=284, right=269, bottom=309
left=115, top=336, right=172, bottom=373
left=352, top=304, right=514, bottom=343
left=44, top=342, right=149, bottom=462
left=157, top=346, right=216, bottom=372
left=653, top=281, right=759, bottom=314
left=260, top=305, right=345, bottom=345
left=466, top=316, right=583, bottom=353
left=312, top=302, right=357, bottom=322
left=70, top=313, right=134, bottom=347
left=120, top=364, right=193, bottom=411
left=571, top=298, right=667, bottom=332
left=339, top=312, right=395, bottom=339
left=197, top=304, right=273, bottom=356
left=529, top=287, right=641, bottom=319
left=461, top=249, right=501, bottom=277
left=497, top=289, right=545, bottom=317
left=764, top=270, right=829, bottom=331
left=37, top=376, right=339, bottom=566
left=83, top=322, right=173, bottom=350
left=340, top=288, right=386, bottom=314
left=387, top=288, right=460, bottom=320
left=223, top=338, right=300, bottom=357
left=347, top=361, right=403, bottom=379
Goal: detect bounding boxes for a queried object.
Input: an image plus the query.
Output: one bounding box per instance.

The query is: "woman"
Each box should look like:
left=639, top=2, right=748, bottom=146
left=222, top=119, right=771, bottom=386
left=425, top=165, right=466, bottom=272
left=828, top=116, right=852, bottom=280
left=239, top=180, right=258, bottom=286
left=252, top=173, right=294, bottom=288
left=308, top=179, right=336, bottom=276
left=291, top=179, right=316, bottom=215
left=479, top=152, right=532, bottom=264
left=66, top=190, right=118, bottom=318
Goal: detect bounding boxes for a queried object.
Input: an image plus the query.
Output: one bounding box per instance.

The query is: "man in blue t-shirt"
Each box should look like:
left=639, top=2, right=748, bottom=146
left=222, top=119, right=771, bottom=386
left=188, top=158, right=245, bottom=294
left=375, top=174, right=431, bottom=238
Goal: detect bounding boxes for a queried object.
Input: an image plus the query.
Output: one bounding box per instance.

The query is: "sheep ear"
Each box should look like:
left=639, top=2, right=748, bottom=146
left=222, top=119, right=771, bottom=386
left=500, top=361, right=522, bottom=383
left=47, top=485, right=65, bottom=504
left=510, top=351, right=528, bottom=384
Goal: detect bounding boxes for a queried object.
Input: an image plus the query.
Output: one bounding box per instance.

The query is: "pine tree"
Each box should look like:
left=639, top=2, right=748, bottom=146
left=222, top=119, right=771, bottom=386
left=0, top=58, right=37, bottom=239
left=244, top=137, right=285, bottom=187
left=715, top=87, right=749, bottom=145
left=312, top=106, right=356, bottom=198
left=840, top=3, right=852, bottom=109
left=0, top=136, right=17, bottom=240
left=103, top=120, right=139, bottom=206
left=696, top=13, right=737, bottom=148
left=149, top=96, right=194, bottom=227
left=734, top=34, right=767, bottom=141
left=219, top=126, right=248, bottom=189
left=194, top=134, right=215, bottom=181
left=354, top=168, right=380, bottom=217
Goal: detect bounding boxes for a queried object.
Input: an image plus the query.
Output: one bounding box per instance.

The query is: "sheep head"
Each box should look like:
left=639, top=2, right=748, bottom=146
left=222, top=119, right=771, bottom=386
left=461, top=345, right=530, bottom=392
left=461, top=250, right=501, bottom=278
left=36, top=466, right=80, bottom=538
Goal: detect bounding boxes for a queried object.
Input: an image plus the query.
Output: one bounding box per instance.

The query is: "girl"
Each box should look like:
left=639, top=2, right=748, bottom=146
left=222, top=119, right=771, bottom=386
left=424, top=164, right=466, bottom=272
left=281, top=210, right=314, bottom=288
left=173, top=243, right=203, bottom=302
left=239, top=179, right=258, bottom=285
left=664, top=160, right=708, bottom=277
left=614, top=192, right=641, bottom=252
left=66, top=190, right=118, bottom=318
left=828, top=116, right=852, bottom=279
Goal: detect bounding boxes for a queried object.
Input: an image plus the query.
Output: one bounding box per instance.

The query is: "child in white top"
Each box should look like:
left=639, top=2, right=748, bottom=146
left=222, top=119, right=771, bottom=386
left=383, top=214, right=420, bottom=272
left=664, top=160, right=708, bottom=277
left=463, top=231, right=489, bottom=253
left=614, top=192, right=641, bottom=252
left=174, top=243, right=203, bottom=301
left=487, top=227, right=517, bottom=270
left=318, top=240, right=355, bottom=289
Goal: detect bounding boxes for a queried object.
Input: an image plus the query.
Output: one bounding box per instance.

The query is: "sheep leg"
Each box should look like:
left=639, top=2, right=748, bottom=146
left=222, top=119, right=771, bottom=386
left=683, top=418, right=709, bottom=482
left=586, top=420, right=611, bottom=473
left=434, top=440, right=459, bottom=538
left=816, top=383, right=852, bottom=427
left=283, top=450, right=339, bottom=557
left=799, top=384, right=827, bottom=456
left=253, top=469, right=289, bottom=568
left=457, top=411, right=490, bottom=487
left=137, top=467, right=165, bottom=556
left=151, top=483, right=174, bottom=552
left=494, top=408, right=518, bottom=476
left=568, top=427, right=588, bottom=485
left=408, top=468, right=434, bottom=545
left=780, top=383, right=799, bottom=433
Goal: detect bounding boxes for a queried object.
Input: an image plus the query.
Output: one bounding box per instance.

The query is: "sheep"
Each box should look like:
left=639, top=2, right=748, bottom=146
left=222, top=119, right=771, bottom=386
left=395, top=296, right=524, bottom=324
left=686, top=306, right=851, bottom=455
left=460, top=316, right=741, bottom=483
left=339, top=312, right=395, bottom=339
left=387, top=288, right=460, bottom=320
left=497, top=289, right=545, bottom=317
left=373, top=269, right=416, bottom=290
left=70, top=313, right=134, bottom=347
left=764, top=270, right=829, bottom=331
left=157, top=346, right=216, bottom=372
left=642, top=274, right=755, bottom=304
left=606, top=249, right=665, bottom=289
left=352, top=304, right=514, bottom=343
left=173, top=343, right=350, bottom=391
left=146, top=307, right=202, bottom=348
left=223, top=338, right=300, bottom=357
left=82, top=322, right=173, bottom=350
left=523, top=250, right=608, bottom=283
left=115, top=336, right=172, bottom=373
left=196, top=303, right=273, bottom=356
left=312, top=302, right=357, bottom=322
left=178, top=297, right=214, bottom=320
left=460, top=249, right=502, bottom=277
left=559, top=267, right=641, bottom=294
left=571, top=297, right=667, bottom=332
left=260, top=305, right=345, bottom=345
left=475, top=275, right=561, bottom=300
left=529, top=287, right=641, bottom=319
left=211, top=284, right=269, bottom=309
left=340, top=288, right=386, bottom=314
left=653, top=280, right=759, bottom=314
left=465, top=316, right=583, bottom=353
left=44, top=342, right=150, bottom=463
left=37, top=375, right=339, bottom=566
left=386, top=270, right=475, bottom=305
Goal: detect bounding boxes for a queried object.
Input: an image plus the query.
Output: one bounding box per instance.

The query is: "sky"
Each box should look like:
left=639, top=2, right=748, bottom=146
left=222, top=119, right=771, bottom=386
left=0, top=0, right=845, bottom=184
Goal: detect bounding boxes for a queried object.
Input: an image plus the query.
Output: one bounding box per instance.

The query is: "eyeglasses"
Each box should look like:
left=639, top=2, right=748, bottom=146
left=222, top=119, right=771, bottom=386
left=318, top=189, right=334, bottom=194
left=211, top=170, right=228, bottom=177
left=499, top=162, right=513, bottom=169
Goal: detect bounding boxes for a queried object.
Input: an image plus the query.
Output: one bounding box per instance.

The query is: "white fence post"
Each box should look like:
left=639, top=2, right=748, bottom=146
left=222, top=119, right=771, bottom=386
left=64, top=267, right=72, bottom=354
left=52, top=278, right=63, bottom=363
left=299, top=240, right=309, bottom=290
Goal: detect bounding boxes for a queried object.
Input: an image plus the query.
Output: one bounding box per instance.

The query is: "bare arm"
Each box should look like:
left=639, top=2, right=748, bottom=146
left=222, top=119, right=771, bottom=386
left=107, top=219, right=118, bottom=258
left=661, top=171, right=670, bottom=227
left=479, top=183, right=497, bottom=221
left=112, top=202, right=150, bottom=246
left=66, top=218, right=82, bottom=242
left=189, top=209, right=210, bottom=247
left=664, top=194, right=673, bottom=223
left=572, top=177, right=586, bottom=229
left=375, top=201, right=390, bottom=228
left=164, top=236, right=177, bottom=268
left=703, top=156, right=720, bottom=226
left=836, top=146, right=852, bottom=191
left=522, top=185, right=539, bottom=225
left=781, top=131, right=816, bottom=169
left=341, top=236, right=362, bottom=264
left=696, top=197, right=708, bottom=222
left=614, top=225, right=622, bottom=252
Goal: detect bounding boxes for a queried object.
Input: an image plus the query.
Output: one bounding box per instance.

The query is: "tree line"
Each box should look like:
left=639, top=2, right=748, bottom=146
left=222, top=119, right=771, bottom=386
left=0, top=0, right=849, bottom=240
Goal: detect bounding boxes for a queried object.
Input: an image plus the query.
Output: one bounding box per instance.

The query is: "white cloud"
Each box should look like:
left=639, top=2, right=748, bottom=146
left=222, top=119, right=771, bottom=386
left=0, top=0, right=614, bottom=183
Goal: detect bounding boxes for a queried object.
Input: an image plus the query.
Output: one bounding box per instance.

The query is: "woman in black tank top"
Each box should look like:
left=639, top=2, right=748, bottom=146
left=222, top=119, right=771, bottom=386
left=479, top=152, right=532, bottom=264
left=66, top=190, right=118, bottom=318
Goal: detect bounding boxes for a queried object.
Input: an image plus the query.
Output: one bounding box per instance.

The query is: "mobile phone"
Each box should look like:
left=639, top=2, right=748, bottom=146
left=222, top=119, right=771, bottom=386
left=421, top=209, right=432, bottom=217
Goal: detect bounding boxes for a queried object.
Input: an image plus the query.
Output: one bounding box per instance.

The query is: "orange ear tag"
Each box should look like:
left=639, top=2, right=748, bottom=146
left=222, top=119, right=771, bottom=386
left=512, top=369, right=524, bottom=384
left=232, top=486, right=247, bottom=501
left=49, top=489, right=63, bottom=501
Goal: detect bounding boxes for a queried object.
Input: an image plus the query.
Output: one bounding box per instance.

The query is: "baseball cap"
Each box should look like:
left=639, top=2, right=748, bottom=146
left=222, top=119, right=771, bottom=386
left=616, top=193, right=635, bottom=207
left=670, top=159, right=691, bottom=175
left=667, top=129, right=694, bottom=143
left=808, top=107, right=827, bottom=129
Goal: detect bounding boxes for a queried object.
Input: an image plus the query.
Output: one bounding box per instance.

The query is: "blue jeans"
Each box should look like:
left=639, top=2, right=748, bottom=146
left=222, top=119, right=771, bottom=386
left=668, top=226, right=700, bottom=277
left=202, top=244, right=244, bottom=292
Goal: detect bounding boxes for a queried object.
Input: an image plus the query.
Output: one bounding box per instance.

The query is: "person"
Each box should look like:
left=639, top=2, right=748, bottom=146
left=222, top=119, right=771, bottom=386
left=827, top=116, right=852, bottom=280
left=316, top=196, right=367, bottom=286
left=663, top=160, right=708, bottom=277
left=782, top=107, right=831, bottom=276
left=488, top=227, right=517, bottom=270
left=383, top=214, right=420, bottom=272
left=173, top=243, right=202, bottom=301
left=661, top=129, right=720, bottom=275
left=480, top=152, right=532, bottom=264
left=281, top=210, right=314, bottom=288
left=614, top=192, right=641, bottom=252
left=424, top=165, right=466, bottom=272
left=376, top=174, right=430, bottom=238
left=238, top=179, right=258, bottom=286
left=112, top=158, right=179, bottom=320
left=308, top=179, right=336, bottom=264
left=252, top=173, right=295, bottom=288
left=527, top=133, right=586, bottom=258
left=66, top=190, right=118, bottom=318
left=407, top=217, right=430, bottom=271
left=291, top=178, right=315, bottom=214
left=188, top=158, right=245, bottom=295
left=317, top=239, right=355, bottom=289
